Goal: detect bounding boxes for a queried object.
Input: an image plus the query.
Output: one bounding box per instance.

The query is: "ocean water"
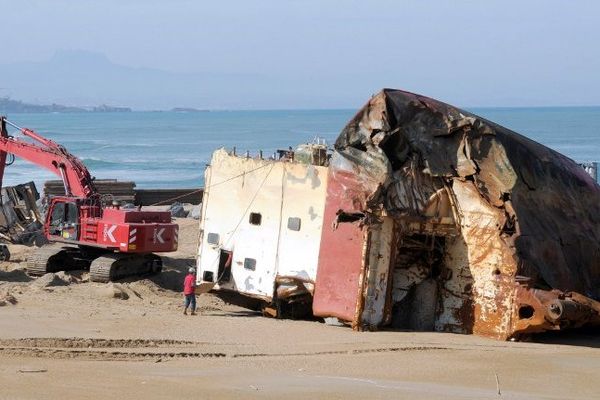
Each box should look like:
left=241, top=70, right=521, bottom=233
left=3, top=107, right=600, bottom=190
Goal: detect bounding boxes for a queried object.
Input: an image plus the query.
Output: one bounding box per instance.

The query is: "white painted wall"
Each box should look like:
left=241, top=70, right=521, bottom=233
left=197, top=149, right=328, bottom=301
left=276, top=163, right=327, bottom=283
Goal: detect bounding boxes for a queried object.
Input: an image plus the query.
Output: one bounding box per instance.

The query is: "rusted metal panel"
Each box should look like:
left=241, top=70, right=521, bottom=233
left=312, top=167, right=366, bottom=322
left=312, top=154, right=395, bottom=329
left=360, top=216, right=395, bottom=329
left=438, top=180, right=517, bottom=339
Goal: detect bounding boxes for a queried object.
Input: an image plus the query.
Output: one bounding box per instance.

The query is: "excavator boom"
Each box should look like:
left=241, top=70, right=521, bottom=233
left=0, top=118, right=96, bottom=197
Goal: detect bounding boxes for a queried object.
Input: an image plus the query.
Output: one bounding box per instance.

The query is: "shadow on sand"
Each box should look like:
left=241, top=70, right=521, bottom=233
left=209, top=310, right=263, bottom=318
left=0, top=269, right=33, bottom=283
left=149, top=256, right=195, bottom=291
left=532, top=327, right=600, bottom=348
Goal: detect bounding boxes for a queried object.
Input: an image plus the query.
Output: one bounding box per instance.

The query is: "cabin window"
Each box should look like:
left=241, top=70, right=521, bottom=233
left=249, top=212, right=262, bottom=225
left=48, top=202, right=78, bottom=240
left=287, top=217, right=301, bottom=231
left=244, top=258, right=256, bottom=271
left=207, top=232, right=220, bottom=245
left=203, top=271, right=214, bottom=282
left=49, top=203, right=66, bottom=234
left=65, top=203, right=78, bottom=225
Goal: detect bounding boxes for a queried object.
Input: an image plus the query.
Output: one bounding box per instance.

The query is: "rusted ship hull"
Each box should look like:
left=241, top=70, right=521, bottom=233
left=313, top=89, right=600, bottom=340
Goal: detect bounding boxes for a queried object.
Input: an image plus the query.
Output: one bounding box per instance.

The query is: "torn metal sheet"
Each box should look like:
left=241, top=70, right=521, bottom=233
left=324, top=88, right=600, bottom=340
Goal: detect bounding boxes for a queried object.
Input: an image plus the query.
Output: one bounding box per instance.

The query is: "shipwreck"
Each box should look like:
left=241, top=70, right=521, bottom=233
left=197, top=89, right=600, bottom=340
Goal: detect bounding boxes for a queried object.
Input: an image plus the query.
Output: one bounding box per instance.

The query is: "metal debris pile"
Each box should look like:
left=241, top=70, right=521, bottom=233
left=0, top=181, right=45, bottom=248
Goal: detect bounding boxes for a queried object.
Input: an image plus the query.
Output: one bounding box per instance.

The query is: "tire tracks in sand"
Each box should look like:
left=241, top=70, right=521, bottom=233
left=0, top=337, right=456, bottom=361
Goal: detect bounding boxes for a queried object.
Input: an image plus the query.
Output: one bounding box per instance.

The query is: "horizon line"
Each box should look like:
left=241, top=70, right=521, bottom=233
left=4, top=105, right=599, bottom=113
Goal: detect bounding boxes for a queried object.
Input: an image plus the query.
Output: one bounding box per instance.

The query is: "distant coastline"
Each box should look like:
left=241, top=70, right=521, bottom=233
left=1, top=96, right=598, bottom=115
left=171, top=107, right=209, bottom=113
left=0, top=97, right=217, bottom=114
left=0, top=97, right=131, bottom=113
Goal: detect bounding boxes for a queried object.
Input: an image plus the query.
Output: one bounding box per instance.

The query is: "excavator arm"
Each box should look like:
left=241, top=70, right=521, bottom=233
left=0, top=117, right=97, bottom=198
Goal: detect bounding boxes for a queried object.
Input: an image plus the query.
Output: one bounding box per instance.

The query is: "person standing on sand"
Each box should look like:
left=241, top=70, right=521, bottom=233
left=183, top=267, right=197, bottom=315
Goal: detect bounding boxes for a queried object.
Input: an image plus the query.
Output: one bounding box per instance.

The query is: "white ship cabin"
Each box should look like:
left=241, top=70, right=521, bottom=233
left=196, top=143, right=329, bottom=316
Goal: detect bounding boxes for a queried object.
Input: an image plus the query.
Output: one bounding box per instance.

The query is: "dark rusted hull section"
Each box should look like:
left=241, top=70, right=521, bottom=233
left=316, top=88, right=600, bottom=340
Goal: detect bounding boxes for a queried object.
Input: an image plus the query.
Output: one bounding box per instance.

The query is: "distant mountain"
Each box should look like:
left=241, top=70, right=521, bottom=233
left=0, top=97, right=86, bottom=113
left=0, top=50, right=273, bottom=110
left=0, top=97, right=131, bottom=113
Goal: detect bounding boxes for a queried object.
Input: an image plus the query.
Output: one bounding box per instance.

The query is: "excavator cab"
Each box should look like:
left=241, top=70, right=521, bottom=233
left=47, top=199, right=79, bottom=241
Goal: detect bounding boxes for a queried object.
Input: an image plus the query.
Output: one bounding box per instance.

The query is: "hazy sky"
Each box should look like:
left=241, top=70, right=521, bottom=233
left=1, top=0, right=599, bottom=108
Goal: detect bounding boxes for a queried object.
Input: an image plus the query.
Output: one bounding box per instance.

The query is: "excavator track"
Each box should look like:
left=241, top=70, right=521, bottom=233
left=26, top=247, right=58, bottom=276
left=89, top=253, right=163, bottom=283
left=27, top=244, right=163, bottom=282
left=26, top=246, right=91, bottom=276
left=89, top=256, right=114, bottom=283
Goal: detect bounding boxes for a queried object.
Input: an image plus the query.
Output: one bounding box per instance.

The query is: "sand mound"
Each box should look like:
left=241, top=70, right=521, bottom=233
left=31, top=272, right=72, bottom=288
left=94, top=283, right=131, bottom=300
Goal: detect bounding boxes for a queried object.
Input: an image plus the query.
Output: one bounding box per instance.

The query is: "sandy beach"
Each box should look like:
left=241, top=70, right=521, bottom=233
left=1, top=217, right=599, bottom=400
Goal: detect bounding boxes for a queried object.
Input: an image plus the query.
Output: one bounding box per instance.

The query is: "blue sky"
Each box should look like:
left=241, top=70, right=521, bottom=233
left=0, top=0, right=599, bottom=109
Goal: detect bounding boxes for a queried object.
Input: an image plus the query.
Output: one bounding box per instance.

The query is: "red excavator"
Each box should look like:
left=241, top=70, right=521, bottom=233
left=0, top=117, right=178, bottom=282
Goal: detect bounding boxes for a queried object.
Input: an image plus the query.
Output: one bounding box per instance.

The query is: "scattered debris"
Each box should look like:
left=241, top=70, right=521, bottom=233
left=262, top=306, right=277, bottom=318
left=169, top=202, right=188, bottom=218
left=578, top=162, right=598, bottom=181
left=495, top=372, right=501, bottom=396
left=0, top=182, right=45, bottom=246
left=0, top=292, right=17, bottom=306
left=55, top=271, right=75, bottom=283
left=324, top=317, right=344, bottom=327
left=189, top=204, right=202, bottom=220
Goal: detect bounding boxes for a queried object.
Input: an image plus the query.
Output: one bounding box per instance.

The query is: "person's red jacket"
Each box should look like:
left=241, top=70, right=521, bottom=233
left=183, top=274, right=196, bottom=295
